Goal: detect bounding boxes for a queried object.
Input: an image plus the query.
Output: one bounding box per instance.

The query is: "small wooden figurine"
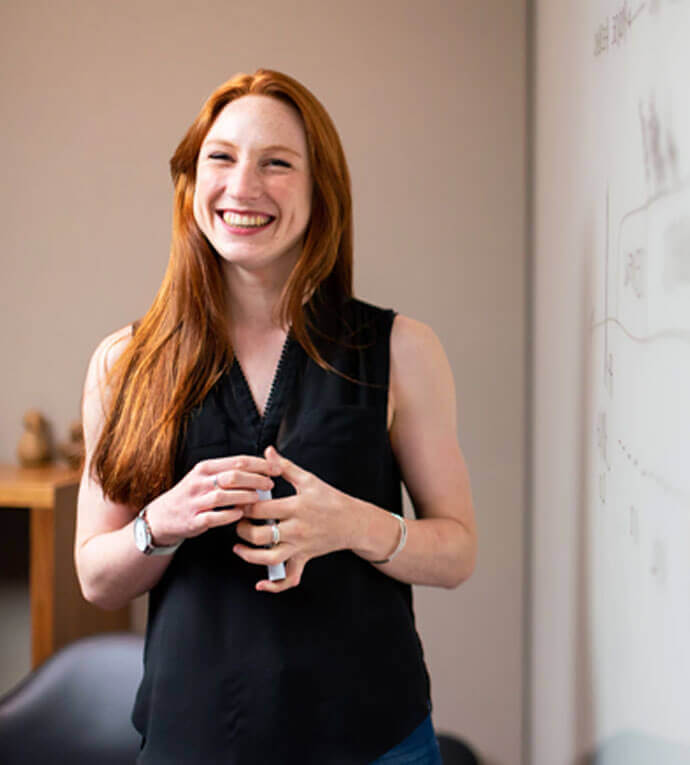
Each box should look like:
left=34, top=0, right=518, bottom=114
left=17, top=409, right=52, bottom=467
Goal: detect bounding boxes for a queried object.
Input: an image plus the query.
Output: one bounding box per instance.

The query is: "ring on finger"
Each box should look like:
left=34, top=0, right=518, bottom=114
left=212, top=474, right=220, bottom=490
left=270, top=521, right=280, bottom=546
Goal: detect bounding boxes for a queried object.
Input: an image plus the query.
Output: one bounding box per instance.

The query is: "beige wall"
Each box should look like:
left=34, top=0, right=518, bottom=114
left=530, top=4, right=586, bottom=760
left=0, top=2, right=527, bottom=763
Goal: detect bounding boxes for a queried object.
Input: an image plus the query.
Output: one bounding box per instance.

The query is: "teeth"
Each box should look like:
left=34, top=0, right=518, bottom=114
left=222, top=211, right=272, bottom=227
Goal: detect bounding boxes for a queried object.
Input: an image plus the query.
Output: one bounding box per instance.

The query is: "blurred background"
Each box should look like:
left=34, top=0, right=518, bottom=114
left=0, top=1, right=526, bottom=763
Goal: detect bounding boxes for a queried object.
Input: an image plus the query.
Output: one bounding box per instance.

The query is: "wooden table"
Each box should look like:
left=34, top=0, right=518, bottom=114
left=0, top=464, right=130, bottom=667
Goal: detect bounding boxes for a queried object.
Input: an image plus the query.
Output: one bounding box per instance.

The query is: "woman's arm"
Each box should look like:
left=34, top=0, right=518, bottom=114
left=233, top=314, right=477, bottom=592
left=349, top=314, right=477, bottom=588
left=74, top=326, right=174, bottom=610
left=74, top=328, right=275, bottom=610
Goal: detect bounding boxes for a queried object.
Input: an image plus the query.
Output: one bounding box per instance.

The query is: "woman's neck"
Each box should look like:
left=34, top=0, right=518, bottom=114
left=223, top=262, right=290, bottom=334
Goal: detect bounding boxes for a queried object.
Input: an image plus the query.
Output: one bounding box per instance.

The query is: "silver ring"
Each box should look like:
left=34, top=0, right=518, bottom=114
left=212, top=474, right=220, bottom=490
left=270, top=521, right=280, bottom=546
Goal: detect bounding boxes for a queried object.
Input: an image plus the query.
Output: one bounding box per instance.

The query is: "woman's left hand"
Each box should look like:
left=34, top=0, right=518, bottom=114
left=233, top=445, right=355, bottom=592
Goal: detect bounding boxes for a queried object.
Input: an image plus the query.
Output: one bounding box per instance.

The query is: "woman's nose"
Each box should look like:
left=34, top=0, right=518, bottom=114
left=228, top=161, right=262, bottom=200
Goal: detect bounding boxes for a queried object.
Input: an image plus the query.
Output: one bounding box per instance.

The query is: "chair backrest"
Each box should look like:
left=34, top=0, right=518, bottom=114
left=0, top=632, right=143, bottom=765
left=437, top=731, right=481, bottom=764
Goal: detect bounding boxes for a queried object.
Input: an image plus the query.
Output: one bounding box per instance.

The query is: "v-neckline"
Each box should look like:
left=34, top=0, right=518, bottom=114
left=229, top=330, right=297, bottom=451
left=233, top=331, right=291, bottom=422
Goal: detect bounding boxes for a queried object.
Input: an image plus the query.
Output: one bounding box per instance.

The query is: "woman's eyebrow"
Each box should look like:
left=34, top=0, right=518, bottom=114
left=203, top=139, right=302, bottom=157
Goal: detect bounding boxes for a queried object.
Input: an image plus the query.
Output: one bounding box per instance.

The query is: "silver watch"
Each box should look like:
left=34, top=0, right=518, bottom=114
left=133, top=506, right=182, bottom=556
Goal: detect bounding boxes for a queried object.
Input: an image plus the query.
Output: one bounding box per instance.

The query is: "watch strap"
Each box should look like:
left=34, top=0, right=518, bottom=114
left=136, top=506, right=182, bottom=556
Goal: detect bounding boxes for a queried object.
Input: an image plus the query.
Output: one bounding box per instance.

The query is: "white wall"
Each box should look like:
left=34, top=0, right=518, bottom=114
left=0, top=2, right=527, bottom=763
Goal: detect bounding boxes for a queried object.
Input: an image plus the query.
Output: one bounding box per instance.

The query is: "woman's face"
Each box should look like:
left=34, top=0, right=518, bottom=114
left=193, top=94, right=312, bottom=279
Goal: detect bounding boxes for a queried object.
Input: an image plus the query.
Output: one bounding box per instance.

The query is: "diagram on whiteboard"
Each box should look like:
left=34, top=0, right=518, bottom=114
left=587, top=0, right=690, bottom=746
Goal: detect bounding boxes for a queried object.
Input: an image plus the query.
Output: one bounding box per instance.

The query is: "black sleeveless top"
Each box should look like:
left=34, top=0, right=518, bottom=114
left=132, top=298, right=432, bottom=764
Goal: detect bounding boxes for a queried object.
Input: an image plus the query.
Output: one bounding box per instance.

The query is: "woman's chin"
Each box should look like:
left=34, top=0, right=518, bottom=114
left=217, top=248, right=301, bottom=279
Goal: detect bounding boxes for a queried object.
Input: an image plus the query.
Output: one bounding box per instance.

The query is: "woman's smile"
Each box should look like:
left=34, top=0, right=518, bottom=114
left=217, top=209, right=276, bottom=235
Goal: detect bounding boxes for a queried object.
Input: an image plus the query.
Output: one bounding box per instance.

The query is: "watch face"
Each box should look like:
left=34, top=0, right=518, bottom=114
left=134, top=517, right=150, bottom=552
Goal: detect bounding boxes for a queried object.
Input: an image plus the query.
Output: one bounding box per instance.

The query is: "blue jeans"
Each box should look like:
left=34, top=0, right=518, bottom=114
left=370, top=714, right=443, bottom=764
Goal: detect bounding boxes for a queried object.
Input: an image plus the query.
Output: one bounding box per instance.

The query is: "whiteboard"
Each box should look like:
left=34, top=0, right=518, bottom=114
left=586, top=0, right=690, bottom=760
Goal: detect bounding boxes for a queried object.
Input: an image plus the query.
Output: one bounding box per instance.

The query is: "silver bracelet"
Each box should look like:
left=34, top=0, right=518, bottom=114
left=372, top=513, right=407, bottom=565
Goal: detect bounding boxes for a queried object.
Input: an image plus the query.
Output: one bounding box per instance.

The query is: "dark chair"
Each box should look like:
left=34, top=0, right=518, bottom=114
left=0, top=632, right=143, bottom=765
left=437, top=731, right=481, bottom=764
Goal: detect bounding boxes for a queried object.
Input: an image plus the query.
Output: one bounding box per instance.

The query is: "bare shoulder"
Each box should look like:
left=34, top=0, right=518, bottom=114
left=390, top=314, right=446, bottom=364
left=82, top=324, right=135, bottom=447
left=88, top=324, right=135, bottom=382
left=390, top=314, right=455, bottom=413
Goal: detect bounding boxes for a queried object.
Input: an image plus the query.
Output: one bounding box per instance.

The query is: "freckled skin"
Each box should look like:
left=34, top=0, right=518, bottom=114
left=193, top=95, right=313, bottom=288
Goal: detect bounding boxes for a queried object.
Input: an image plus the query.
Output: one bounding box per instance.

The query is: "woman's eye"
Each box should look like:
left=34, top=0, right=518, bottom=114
left=209, top=152, right=233, bottom=161
left=267, top=159, right=291, bottom=168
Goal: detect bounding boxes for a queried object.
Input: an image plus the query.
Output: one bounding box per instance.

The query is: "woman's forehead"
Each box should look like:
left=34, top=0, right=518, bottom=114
left=203, top=95, right=307, bottom=152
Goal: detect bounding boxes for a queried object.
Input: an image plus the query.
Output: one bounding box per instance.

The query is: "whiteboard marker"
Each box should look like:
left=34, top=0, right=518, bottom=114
left=256, top=489, right=286, bottom=581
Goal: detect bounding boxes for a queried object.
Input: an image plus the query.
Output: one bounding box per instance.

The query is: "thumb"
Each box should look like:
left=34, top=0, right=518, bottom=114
left=264, top=446, right=308, bottom=488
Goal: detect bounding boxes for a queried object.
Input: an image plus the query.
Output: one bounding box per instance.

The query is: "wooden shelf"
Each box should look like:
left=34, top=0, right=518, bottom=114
left=0, top=463, right=130, bottom=667
left=0, top=464, right=82, bottom=509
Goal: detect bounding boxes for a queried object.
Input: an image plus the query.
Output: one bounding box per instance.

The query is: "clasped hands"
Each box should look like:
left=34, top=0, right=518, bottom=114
left=145, top=445, right=357, bottom=593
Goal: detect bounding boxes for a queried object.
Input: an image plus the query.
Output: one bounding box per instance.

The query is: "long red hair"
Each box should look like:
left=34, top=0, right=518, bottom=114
left=93, top=69, right=353, bottom=509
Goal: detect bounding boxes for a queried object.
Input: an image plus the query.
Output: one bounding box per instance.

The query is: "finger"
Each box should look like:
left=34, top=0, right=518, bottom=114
left=236, top=518, right=290, bottom=546
left=215, top=470, right=274, bottom=492
left=256, top=558, right=305, bottom=593
left=215, top=489, right=266, bottom=507
left=193, top=507, right=243, bottom=533
left=198, top=455, right=281, bottom=477
left=264, top=446, right=309, bottom=488
left=242, top=496, right=295, bottom=520
left=235, top=519, right=273, bottom=546
left=200, top=489, right=264, bottom=513
left=232, top=542, right=291, bottom=566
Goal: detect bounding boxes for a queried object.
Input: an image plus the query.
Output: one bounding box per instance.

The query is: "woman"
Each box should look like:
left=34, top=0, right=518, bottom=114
left=75, top=68, right=477, bottom=764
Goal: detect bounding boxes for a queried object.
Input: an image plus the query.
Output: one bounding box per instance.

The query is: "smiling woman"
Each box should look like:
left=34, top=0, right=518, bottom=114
left=74, top=68, right=476, bottom=765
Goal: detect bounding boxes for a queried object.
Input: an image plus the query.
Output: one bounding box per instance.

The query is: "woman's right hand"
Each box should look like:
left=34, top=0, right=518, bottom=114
left=144, top=455, right=278, bottom=547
